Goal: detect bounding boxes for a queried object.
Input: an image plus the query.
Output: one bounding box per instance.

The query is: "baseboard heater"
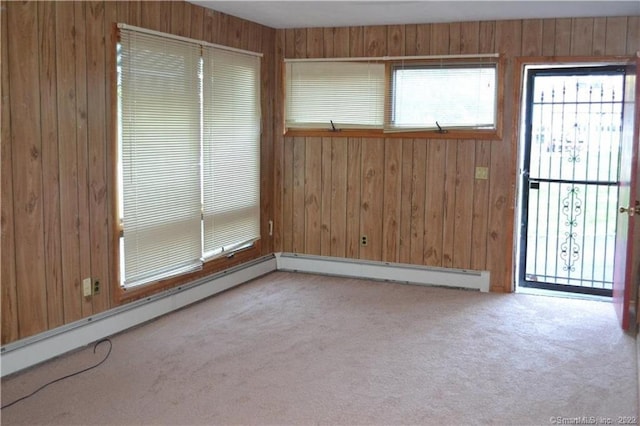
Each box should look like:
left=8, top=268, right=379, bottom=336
left=1, top=253, right=490, bottom=377
left=275, top=253, right=490, bottom=293
left=0, top=255, right=277, bottom=377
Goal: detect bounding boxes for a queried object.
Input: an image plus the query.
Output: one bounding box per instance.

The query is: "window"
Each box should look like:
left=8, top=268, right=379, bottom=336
left=118, top=25, right=261, bottom=289
left=284, top=55, right=500, bottom=138
left=389, top=63, right=497, bottom=131
left=285, top=61, right=385, bottom=129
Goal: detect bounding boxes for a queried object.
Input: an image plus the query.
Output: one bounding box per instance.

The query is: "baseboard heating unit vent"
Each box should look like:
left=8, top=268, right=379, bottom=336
left=275, top=253, right=490, bottom=293
left=0, top=255, right=277, bottom=377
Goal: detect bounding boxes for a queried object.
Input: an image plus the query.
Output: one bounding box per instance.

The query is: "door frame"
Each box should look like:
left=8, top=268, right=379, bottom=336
left=511, top=56, right=632, bottom=294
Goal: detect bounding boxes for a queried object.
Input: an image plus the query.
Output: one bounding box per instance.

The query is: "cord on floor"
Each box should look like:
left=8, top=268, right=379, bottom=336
left=1, top=338, right=113, bottom=410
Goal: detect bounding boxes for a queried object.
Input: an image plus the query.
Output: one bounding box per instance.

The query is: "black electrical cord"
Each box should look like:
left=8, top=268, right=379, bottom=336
left=1, top=338, right=112, bottom=410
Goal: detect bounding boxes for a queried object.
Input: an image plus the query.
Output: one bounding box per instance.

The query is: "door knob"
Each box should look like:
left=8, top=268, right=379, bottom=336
left=619, top=201, right=640, bottom=216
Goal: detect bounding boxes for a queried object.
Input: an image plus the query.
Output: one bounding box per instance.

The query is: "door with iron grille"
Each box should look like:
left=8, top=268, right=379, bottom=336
left=520, top=65, right=625, bottom=296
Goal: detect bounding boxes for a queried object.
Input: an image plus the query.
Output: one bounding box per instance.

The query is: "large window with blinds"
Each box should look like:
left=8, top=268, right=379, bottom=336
left=117, top=25, right=261, bottom=289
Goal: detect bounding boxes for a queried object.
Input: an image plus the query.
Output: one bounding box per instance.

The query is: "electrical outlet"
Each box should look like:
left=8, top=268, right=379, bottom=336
left=361, top=235, right=368, bottom=246
left=93, top=280, right=101, bottom=295
left=82, top=278, right=92, bottom=297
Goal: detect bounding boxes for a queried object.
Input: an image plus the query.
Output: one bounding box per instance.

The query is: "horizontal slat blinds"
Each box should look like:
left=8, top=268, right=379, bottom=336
left=285, top=61, right=385, bottom=129
left=120, top=30, right=203, bottom=287
left=388, top=63, right=497, bottom=131
left=202, top=49, right=261, bottom=257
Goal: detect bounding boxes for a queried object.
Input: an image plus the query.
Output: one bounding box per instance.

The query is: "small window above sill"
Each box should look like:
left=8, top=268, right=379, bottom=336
left=284, top=128, right=502, bottom=141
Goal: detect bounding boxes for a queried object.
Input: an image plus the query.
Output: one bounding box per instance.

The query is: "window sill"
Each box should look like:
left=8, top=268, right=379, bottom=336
left=115, top=241, right=262, bottom=304
left=285, top=128, right=502, bottom=141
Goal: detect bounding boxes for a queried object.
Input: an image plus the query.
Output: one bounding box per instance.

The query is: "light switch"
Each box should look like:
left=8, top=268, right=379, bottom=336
left=475, top=167, right=489, bottom=180
left=83, top=278, right=92, bottom=297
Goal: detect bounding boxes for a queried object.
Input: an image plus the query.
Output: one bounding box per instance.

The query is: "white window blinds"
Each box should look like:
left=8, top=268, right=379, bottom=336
left=202, top=49, right=261, bottom=257
left=118, top=25, right=261, bottom=288
left=285, top=61, right=385, bottom=129
left=120, top=30, right=203, bottom=287
left=389, top=63, right=497, bottom=131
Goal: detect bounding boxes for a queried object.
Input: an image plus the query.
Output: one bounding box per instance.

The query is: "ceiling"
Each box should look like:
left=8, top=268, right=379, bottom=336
left=189, top=1, right=640, bottom=29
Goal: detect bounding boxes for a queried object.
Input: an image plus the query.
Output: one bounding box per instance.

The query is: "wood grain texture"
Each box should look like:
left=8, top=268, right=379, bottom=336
left=382, top=139, right=402, bottom=262
left=345, top=138, right=362, bottom=258
left=330, top=138, right=348, bottom=258
left=605, top=17, right=628, bottom=55
left=282, top=137, right=294, bottom=252
left=292, top=137, right=306, bottom=253
left=452, top=142, right=475, bottom=269
left=424, top=140, right=445, bottom=267
left=320, top=138, right=332, bottom=256
left=471, top=141, right=491, bottom=271
left=8, top=0, right=48, bottom=337
left=359, top=138, right=384, bottom=261
left=304, top=138, right=322, bottom=255
left=1, top=0, right=19, bottom=344
left=55, top=1, right=82, bottom=323
left=410, top=140, right=427, bottom=265
left=398, top=140, right=413, bottom=264
left=39, top=1, right=64, bottom=328
left=2, top=1, right=277, bottom=344
left=441, top=141, right=458, bottom=268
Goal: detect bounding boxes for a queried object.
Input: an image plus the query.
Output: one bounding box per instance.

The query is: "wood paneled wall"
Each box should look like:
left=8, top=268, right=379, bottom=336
left=273, top=17, right=640, bottom=292
left=1, top=1, right=276, bottom=344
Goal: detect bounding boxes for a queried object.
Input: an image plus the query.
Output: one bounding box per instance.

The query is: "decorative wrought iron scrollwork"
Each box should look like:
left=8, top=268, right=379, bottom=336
left=560, top=186, right=582, bottom=271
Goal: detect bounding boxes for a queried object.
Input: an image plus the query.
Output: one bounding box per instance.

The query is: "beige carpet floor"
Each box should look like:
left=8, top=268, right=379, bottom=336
left=1, top=271, right=637, bottom=425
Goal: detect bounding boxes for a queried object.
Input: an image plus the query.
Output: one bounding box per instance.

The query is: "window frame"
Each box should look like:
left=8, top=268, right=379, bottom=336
left=284, top=56, right=504, bottom=141
left=113, top=24, right=264, bottom=302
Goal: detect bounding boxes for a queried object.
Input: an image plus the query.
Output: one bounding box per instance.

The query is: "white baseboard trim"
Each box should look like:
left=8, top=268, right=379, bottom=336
left=275, top=252, right=490, bottom=293
left=1, top=253, right=490, bottom=377
left=0, top=255, right=277, bottom=377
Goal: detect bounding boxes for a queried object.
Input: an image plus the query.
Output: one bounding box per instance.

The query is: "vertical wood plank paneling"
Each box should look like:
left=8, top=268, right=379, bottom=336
left=414, top=24, right=430, bottom=55
left=323, top=27, right=335, bottom=57
left=592, top=18, right=607, bottom=55
left=521, top=19, right=543, bottom=56
left=478, top=21, right=495, bottom=54
left=8, top=0, right=48, bottom=337
left=333, top=27, right=350, bottom=57
left=398, top=140, right=413, bottom=264
left=471, top=141, right=491, bottom=271
left=1, top=0, right=19, bottom=344
left=159, top=1, right=171, bottom=33
left=330, top=138, right=348, bottom=257
left=349, top=26, right=364, bottom=56
left=285, top=29, right=295, bottom=58
left=359, top=138, right=384, bottom=261
left=282, top=138, right=294, bottom=252
left=39, top=1, right=64, bottom=328
left=364, top=25, right=387, bottom=56
left=215, top=9, right=229, bottom=45
left=103, top=1, right=117, bottom=305
left=541, top=19, right=556, bottom=56
left=448, top=22, right=461, bottom=53
left=489, top=19, right=521, bottom=291
left=306, top=27, right=324, bottom=58
left=430, top=23, right=450, bottom=54
left=86, top=1, right=110, bottom=312
left=292, top=137, right=306, bottom=253
left=441, top=141, right=458, bottom=268
left=410, top=140, right=427, bottom=265
left=382, top=139, right=402, bottom=262
left=304, top=138, right=322, bottom=255
left=345, top=138, right=362, bottom=258
left=128, top=0, right=141, bottom=26
left=571, top=18, right=594, bottom=56
left=202, top=9, right=216, bottom=43
left=74, top=0, right=93, bottom=318
left=387, top=25, right=404, bottom=56
left=320, top=138, right=332, bottom=256
left=273, top=30, right=285, bottom=252
left=424, top=140, right=445, bottom=266
left=56, top=1, right=82, bottom=323
left=190, top=4, right=204, bottom=40
left=554, top=19, right=572, bottom=56
left=626, top=16, right=639, bottom=55
left=452, top=142, right=475, bottom=269
left=140, top=1, right=161, bottom=32
left=605, top=17, right=628, bottom=55
left=294, top=28, right=307, bottom=58
left=460, top=21, right=480, bottom=54
left=404, top=24, right=417, bottom=56
left=169, top=1, right=186, bottom=37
